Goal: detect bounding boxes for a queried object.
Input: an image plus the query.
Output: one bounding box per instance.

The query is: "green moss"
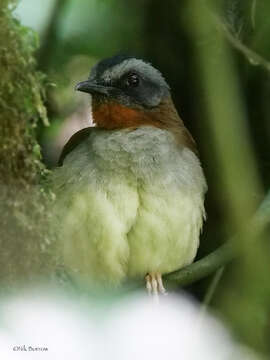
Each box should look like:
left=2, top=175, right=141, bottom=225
left=0, top=1, right=48, bottom=183
left=0, top=1, right=57, bottom=285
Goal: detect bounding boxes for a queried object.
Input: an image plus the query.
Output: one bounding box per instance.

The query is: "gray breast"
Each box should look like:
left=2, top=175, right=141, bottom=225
left=87, top=127, right=207, bottom=193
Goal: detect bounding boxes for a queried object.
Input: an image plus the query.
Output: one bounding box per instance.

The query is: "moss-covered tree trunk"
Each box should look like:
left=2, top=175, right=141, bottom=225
left=0, top=0, right=55, bottom=285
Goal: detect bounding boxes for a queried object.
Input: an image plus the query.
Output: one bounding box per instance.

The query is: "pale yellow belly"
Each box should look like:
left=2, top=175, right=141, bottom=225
left=126, top=184, right=203, bottom=277
left=57, top=179, right=204, bottom=285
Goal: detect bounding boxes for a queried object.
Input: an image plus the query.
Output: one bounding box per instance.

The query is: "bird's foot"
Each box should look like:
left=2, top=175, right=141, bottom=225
left=145, top=272, right=167, bottom=300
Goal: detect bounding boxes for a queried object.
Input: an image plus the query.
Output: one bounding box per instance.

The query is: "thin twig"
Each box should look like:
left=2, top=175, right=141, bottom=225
left=214, top=15, right=270, bottom=73
left=200, top=266, right=225, bottom=315
left=165, top=243, right=234, bottom=287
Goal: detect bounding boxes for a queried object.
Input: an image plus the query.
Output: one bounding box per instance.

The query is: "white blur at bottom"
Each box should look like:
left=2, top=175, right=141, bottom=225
left=0, top=288, right=260, bottom=360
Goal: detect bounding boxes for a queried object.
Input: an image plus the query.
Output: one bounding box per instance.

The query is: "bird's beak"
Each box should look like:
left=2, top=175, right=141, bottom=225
left=75, top=80, right=113, bottom=96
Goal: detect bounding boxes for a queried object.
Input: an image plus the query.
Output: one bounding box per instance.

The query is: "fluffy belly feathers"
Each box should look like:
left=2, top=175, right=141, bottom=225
left=53, top=127, right=206, bottom=284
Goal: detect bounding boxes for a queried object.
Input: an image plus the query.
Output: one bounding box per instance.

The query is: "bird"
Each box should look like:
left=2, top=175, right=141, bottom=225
left=52, top=55, right=207, bottom=295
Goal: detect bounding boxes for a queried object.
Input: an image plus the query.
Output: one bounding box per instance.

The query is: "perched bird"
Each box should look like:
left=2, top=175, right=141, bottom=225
left=53, top=55, right=207, bottom=294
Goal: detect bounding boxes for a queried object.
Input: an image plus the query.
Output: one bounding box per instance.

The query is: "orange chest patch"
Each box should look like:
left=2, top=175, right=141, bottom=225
left=92, top=102, right=163, bottom=130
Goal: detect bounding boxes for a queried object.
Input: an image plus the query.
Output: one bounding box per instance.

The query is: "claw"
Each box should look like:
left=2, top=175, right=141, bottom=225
left=157, top=273, right=167, bottom=295
left=145, top=274, right=152, bottom=295
left=145, top=272, right=167, bottom=299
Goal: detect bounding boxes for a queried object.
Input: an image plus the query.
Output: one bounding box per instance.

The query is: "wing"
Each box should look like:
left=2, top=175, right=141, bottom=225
left=58, top=127, right=94, bottom=166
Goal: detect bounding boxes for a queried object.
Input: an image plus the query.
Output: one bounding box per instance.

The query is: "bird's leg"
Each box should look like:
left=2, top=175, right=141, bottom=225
left=145, top=272, right=167, bottom=297
left=156, top=273, right=167, bottom=295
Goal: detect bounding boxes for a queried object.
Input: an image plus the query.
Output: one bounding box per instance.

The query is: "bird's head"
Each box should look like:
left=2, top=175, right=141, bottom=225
left=75, top=55, right=179, bottom=130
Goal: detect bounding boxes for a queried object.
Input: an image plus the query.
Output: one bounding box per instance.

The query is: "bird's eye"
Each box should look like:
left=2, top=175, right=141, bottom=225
left=125, top=73, right=140, bottom=87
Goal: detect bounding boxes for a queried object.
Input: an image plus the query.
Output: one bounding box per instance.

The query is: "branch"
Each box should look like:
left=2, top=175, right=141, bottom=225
left=164, top=191, right=270, bottom=288
left=214, top=15, right=270, bottom=73
left=164, top=242, right=234, bottom=287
